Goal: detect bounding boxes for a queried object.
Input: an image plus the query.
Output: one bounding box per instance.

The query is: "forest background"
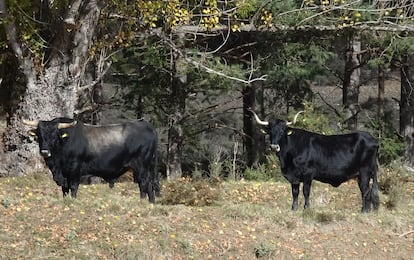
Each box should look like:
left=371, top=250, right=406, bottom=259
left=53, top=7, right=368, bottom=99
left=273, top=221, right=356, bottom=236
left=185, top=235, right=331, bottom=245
left=0, top=0, right=414, bottom=180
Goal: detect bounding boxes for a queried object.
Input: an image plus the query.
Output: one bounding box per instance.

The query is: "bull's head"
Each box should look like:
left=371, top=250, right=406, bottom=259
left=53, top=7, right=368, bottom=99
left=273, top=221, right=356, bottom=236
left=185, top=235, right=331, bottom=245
left=23, top=118, right=77, bottom=158
left=250, top=110, right=303, bottom=152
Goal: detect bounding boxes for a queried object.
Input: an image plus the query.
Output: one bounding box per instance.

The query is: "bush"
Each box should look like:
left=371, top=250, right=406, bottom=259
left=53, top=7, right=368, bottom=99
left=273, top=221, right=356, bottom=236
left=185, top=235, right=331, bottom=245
left=243, top=154, right=283, bottom=181
left=379, top=137, right=405, bottom=165
left=367, top=116, right=405, bottom=165
left=161, top=177, right=222, bottom=206
left=379, top=162, right=408, bottom=209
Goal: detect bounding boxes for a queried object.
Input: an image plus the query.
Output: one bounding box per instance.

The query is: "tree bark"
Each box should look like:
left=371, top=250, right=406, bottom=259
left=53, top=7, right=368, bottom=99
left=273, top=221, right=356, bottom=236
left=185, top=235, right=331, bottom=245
left=378, top=64, right=385, bottom=137
left=243, top=81, right=265, bottom=168
left=0, top=0, right=102, bottom=176
left=400, top=54, right=414, bottom=167
left=343, top=32, right=361, bottom=131
left=166, top=37, right=186, bottom=180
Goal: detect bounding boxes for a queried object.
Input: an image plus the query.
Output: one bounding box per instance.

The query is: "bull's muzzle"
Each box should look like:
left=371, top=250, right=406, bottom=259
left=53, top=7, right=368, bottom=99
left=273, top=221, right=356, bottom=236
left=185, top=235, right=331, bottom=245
left=40, top=149, right=51, bottom=158
left=270, top=144, right=280, bottom=152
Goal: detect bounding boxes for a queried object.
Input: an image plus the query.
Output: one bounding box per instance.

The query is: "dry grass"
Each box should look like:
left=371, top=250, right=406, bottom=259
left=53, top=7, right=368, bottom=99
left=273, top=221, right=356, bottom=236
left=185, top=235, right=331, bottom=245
left=0, top=170, right=413, bottom=259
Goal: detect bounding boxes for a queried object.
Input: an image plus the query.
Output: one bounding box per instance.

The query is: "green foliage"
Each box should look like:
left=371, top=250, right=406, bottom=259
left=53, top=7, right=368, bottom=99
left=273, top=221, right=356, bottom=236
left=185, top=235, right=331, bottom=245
left=367, top=116, right=405, bottom=165
left=379, top=137, right=405, bottom=165
left=243, top=166, right=270, bottom=181
left=254, top=241, right=276, bottom=258
left=243, top=154, right=282, bottom=181
left=291, top=101, right=334, bottom=134
left=263, top=40, right=334, bottom=108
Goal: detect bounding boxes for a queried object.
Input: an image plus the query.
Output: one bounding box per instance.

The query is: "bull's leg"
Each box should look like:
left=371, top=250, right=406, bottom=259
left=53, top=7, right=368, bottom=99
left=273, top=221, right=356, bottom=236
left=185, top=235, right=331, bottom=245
left=131, top=162, right=147, bottom=199
left=291, top=183, right=300, bottom=210
left=61, top=186, right=70, bottom=197
left=303, top=179, right=312, bottom=209
left=137, top=180, right=147, bottom=199
left=358, top=170, right=371, bottom=213
left=69, top=180, right=80, bottom=199
left=132, top=162, right=155, bottom=203
left=146, top=181, right=155, bottom=203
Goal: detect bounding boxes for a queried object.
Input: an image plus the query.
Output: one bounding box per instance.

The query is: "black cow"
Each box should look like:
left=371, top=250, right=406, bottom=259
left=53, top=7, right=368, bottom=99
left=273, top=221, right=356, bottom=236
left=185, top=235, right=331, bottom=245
left=23, top=117, right=160, bottom=203
left=250, top=111, right=379, bottom=213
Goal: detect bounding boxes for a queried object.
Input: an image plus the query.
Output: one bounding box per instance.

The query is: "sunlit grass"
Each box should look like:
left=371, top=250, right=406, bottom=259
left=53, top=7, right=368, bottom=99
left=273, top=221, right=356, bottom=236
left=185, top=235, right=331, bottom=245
left=0, top=170, right=413, bottom=259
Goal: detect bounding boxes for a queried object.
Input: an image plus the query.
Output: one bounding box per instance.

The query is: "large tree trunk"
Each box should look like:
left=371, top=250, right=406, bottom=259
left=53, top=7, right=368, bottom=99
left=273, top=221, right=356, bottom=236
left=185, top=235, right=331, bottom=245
left=400, top=54, right=414, bottom=167
left=166, top=41, right=186, bottom=180
left=378, top=64, right=385, bottom=137
left=243, top=81, right=265, bottom=168
left=0, top=0, right=102, bottom=176
left=343, top=32, right=361, bottom=131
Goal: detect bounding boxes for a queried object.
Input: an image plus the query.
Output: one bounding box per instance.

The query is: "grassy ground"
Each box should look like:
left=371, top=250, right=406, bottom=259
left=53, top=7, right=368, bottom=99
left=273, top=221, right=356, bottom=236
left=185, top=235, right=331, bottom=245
left=0, top=171, right=413, bottom=259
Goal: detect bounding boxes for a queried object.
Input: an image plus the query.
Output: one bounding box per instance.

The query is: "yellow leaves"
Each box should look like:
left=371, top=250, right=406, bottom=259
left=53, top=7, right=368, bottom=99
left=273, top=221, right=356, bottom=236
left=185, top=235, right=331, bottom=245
left=165, top=0, right=191, bottom=29
left=339, top=10, right=363, bottom=27
left=137, top=0, right=191, bottom=30
left=260, top=9, right=273, bottom=29
left=201, top=7, right=220, bottom=30
left=321, top=0, right=330, bottom=6
left=304, top=0, right=315, bottom=6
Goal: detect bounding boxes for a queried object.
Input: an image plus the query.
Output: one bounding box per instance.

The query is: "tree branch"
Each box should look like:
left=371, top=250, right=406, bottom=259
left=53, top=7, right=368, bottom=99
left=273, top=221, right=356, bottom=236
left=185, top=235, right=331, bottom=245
left=152, top=29, right=267, bottom=85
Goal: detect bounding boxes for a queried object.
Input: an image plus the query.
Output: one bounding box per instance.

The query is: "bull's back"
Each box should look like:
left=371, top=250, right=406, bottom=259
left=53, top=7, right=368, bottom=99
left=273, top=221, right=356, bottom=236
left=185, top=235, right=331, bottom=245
left=82, top=121, right=156, bottom=155
left=292, top=131, right=378, bottom=185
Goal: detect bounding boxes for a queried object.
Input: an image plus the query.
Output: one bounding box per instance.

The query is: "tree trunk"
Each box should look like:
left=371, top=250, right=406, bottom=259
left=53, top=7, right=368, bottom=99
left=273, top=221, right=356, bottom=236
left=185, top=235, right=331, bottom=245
left=343, top=32, right=361, bottom=131
left=400, top=54, right=414, bottom=167
left=378, top=64, right=385, bottom=137
left=243, top=81, right=264, bottom=168
left=167, top=111, right=184, bottom=180
left=166, top=40, right=186, bottom=180
left=0, top=0, right=102, bottom=176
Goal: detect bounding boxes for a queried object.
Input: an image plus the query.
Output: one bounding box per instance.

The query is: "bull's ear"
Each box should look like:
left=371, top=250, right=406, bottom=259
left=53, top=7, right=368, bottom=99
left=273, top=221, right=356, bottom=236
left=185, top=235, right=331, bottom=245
left=28, top=130, right=37, bottom=136
left=60, top=132, right=69, bottom=139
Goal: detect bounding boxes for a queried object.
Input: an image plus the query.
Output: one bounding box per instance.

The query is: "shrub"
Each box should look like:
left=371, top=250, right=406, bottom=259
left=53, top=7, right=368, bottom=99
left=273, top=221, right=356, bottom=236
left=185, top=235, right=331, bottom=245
left=243, top=154, right=283, bottom=181
left=367, top=117, right=405, bottom=165
left=161, top=177, right=222, bottom=206
left=379, top=137, right=405, bottom=165
left=379, top=162, right=408, bottom=209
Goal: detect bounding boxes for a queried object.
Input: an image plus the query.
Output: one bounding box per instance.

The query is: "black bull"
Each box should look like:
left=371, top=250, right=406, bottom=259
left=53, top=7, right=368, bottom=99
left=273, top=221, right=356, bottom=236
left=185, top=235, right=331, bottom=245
left=24, top=118, right=160, bottom=203
left=251, top=111, right=380, bottom=212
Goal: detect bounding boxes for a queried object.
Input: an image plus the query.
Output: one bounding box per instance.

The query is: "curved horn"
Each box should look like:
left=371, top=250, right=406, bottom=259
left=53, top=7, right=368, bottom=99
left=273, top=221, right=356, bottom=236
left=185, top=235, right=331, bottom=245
left=58, top=121, right=77, bottom=129
left=249, top=109, right=269, bottom=126
left=286, top=111, right=304, bottom=125
left=22, top=119, right=39, bottom=127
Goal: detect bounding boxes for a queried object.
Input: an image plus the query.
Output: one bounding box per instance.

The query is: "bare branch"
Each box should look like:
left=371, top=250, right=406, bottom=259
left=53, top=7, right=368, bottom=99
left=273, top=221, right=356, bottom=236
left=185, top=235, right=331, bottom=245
left=152, top=29, right=267, bottom=84
left=315, top=91, right=342, bottom=117
left=77, top=61, right=111, bottom=93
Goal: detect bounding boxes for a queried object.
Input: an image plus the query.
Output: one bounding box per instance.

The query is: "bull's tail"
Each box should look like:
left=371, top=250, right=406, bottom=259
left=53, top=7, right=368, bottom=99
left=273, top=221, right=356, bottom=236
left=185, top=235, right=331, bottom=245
left=371, top=170, right=380, bottom=210
left=371, top=147, right=380, bottom=210
left=152, top=151, right=161, bottom=197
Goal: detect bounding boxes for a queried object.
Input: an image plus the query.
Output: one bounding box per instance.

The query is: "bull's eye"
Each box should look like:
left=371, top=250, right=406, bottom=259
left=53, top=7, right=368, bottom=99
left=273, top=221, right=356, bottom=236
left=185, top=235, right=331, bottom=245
left=61, top=132, right=69, bottom=138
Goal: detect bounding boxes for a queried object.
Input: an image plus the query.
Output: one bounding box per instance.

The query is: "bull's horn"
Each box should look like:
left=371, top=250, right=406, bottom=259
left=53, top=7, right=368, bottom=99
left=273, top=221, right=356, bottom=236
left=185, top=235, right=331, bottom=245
left=58, top=121, right=77, bottom=129
left=249, top=109, right=269, bottom=126
left=22, top=119, right=39, bottom=127
left=286, top=111, right=304, bottom=125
